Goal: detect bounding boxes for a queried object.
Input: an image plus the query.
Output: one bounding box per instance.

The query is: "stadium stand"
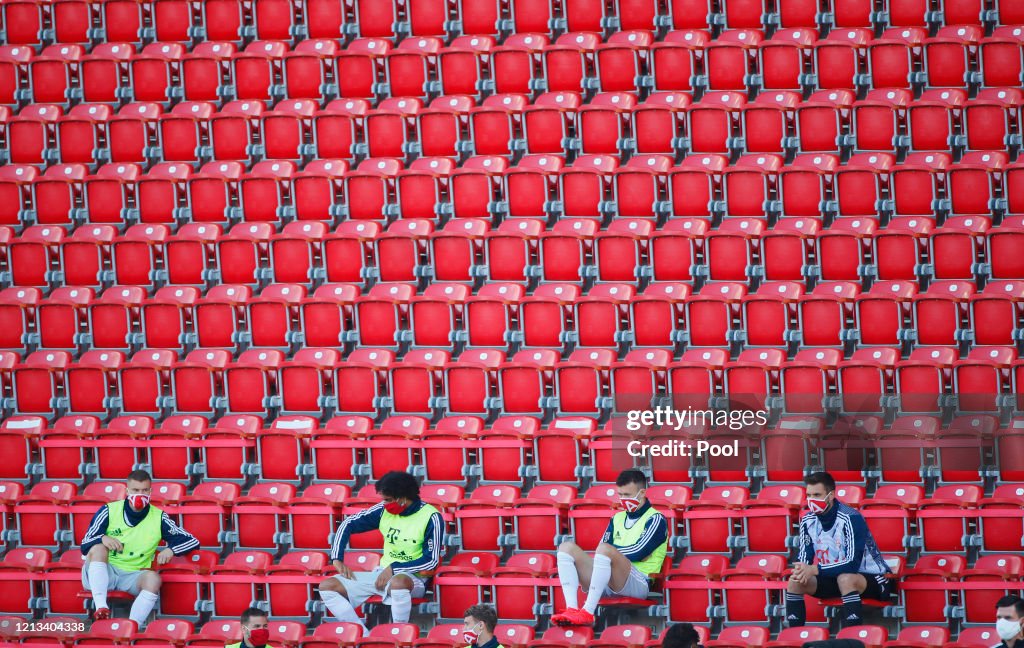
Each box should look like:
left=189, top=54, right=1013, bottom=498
left=1, top=0, right=1024, bottom=644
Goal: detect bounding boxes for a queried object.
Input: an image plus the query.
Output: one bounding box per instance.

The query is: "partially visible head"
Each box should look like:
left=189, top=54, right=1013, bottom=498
left=125, top=469, right=153, bottom=511
left=662, top=623, right=701, bottom=648
left=996, top=596, right=1024, bottom=641
left=376, top=471, right=420, bottom=515
left=240, top=607, right=269, bottom=646
left=463, top=604, right=497, bottom=644
left=616, top=469, right=648, bottom=512
left=804, top=471, right=837, bottom=515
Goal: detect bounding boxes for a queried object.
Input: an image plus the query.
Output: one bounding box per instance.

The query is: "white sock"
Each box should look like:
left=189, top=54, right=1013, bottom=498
left=583, top=554, right=612, bottom=614
left=390, top=588, right=412, bottom=623
left=129, top=590, right=159, bottom=626
left=87, top=562, right=110, bottom=609
left=320, top=590, right=368, bottom=633
left=557, top=551, right=581, bottom=609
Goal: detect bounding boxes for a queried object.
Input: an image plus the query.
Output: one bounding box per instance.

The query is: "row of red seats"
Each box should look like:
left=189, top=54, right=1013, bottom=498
left=5, top=247, right=1024, bottom=344
left=5, top=24, right=1023, bottom=110
left=0, top=616, right=534, bottom=648
left=4, top=212, right=1024, bottom=296
left=0, top=614, right=1016, bottom=648
left=0, top=616, right=687, bottom=648
left=2, top=541, right=1019, bottom=635
left=2, top=476, right=1021, bottom=622
left=3, top=0, right=1022, bottom=51
left=5, top=83, right=1023, bottom=169
left=3, top=403, right=1024, bottom=481
left=4, top=409, right=1023, bottom=487
left=10, top=331, right=1024, bottom=421
left=1, top=149, right=1021, bottom=233
left=6, top=469, right=1023, bottom=555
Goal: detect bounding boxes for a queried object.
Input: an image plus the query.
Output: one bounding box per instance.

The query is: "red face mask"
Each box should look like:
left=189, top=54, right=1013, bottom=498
left=620, top=490, right=644, bottom=513
left=127, top=494, right=150, bottom=510
left=247, top=628, right=270, bottom=647
left=807, top=497, right=830, bottom=514
left=384, top=500, right=407, bottom=515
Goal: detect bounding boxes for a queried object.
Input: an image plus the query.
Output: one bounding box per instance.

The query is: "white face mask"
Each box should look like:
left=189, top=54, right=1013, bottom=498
left=997, top=618, right=1022, bottom=641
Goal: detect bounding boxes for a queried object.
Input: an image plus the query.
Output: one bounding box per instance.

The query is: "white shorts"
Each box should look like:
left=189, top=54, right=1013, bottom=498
left=332, top=567, right=426, bottom=608
left=605, top=565, right=651, bottom=599
left=81, top=561, right=144, bottom=596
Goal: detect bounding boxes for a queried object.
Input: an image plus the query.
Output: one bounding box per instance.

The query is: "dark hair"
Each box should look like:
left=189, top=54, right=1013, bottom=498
left=376, top=471, right=420, bottom=501
left=126, top=469, right=153, bottom=484
left=662, top=623, right=701, bottom=648
left=463, top=604, right=498, bottom=633
left=616, top=469, right=647, bottom=489
left=996, top=595, right=1024, bottom=617
left=240, top=607, right=268, bottom=625
left=805, top=471, right=836, bottom=493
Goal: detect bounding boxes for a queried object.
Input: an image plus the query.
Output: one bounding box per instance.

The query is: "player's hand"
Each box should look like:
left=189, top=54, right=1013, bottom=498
left=375, top=566, right=393, bottom=590
left=791, top=563, right=807, bottom=583
left=101, top=535, right=123, bottom=552
left=334, top=561, right=353, bottom=579
left=156, top=548, right=175, bottom=565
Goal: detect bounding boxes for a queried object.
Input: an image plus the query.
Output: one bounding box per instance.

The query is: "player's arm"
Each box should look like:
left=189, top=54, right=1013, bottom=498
left=797, top=515, right=813, bottom=565
left=161, top=512, right=200, bottom=555
left=389, top=513, right=444, bottom=576
left=80, top=506, right=110, bottom=555
left=330, top=502, right=385, bottom=563
left=615, top=514, right=668, bottom=562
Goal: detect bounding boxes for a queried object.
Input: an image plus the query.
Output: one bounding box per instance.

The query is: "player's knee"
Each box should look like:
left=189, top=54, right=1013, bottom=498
left=837, top=573, right=863, bottom=591
left=319, top=578, right=343, bottom=595
left=87, top=545, right=109, bottom=561
left=390, top=574, right=414, bottom=590
left=557, top=540, right=580, bottom=554
left=139, top=571, right=161, bottom=593
left=595, top=542, right=619, bottom=559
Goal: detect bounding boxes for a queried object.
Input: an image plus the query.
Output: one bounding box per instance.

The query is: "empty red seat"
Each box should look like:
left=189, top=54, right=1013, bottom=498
left=10, top=104, right=63, bottom=166
left=231, top=40, right=287, bottom=103
left=980, top=26, right=1024, bottom=89
left=869, top=28, right=927, bottom=89
left=706, top=29, right=762, bottom=91
left=813, top=28, right=871, bottom=90
left=31, top=164, right=84, bottom=229
left=832, top=152, right=891, bottom=219
left=650, top=29, right=709, bottom=94
left=523, top=91, right=581, bottom=155
left=853, top=88, right=912, bottom=153
left=924, top=25, right=982, bottom=88
left=690, top=91, right=746, bottom=154
left=705, top=626, right=769, bottom=648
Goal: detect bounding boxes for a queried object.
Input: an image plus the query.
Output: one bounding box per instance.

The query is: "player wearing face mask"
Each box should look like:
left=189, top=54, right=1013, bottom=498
left=785, top=471, right=891, bottom=629
left=319, top=471, right=444, bottom=633
left=550, top=469, right=668, bottom=627
left=994, top=596, right=1024, bottom=648
left=462, top=604, right=503, bottom=648
left=227, top=608, right=274, bottom=648
left=80, top=469, right=200, bottom=625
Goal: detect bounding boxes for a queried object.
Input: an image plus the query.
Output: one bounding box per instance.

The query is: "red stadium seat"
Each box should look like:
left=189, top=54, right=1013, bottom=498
left=925, top=25, right=982, bottom=89
left=836, top=626, right=888, bottom=648
left=705, top=626, right=769, bottom=648
left=980, top=26, right=1024, bottom=89
left=884, top=627, right=949, bottom=648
